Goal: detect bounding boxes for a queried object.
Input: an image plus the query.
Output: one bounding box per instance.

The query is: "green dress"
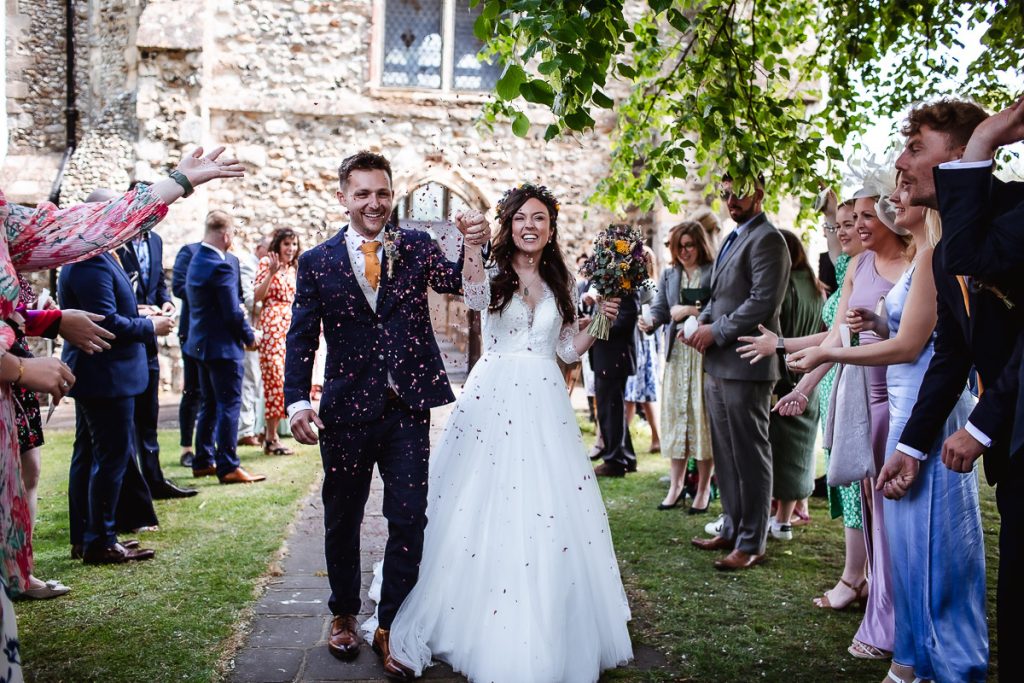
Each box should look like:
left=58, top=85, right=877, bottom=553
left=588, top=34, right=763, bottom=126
left=769, top=270, right=825, bottom=500
left=819, top=254, right=863, bottom=529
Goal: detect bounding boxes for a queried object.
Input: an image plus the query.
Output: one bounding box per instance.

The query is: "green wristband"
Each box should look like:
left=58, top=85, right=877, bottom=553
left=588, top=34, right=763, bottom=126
left=168, top=169, right=194, bottom=198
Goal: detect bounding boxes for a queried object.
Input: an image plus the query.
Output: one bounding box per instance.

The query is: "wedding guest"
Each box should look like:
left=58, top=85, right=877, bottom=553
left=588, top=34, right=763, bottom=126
left=790, top=186, right=989, bottom=682
left=117, top=184, right=197, bottom=500
left=237, top=235, right=269, bottom=447
left=186, top=211, right=265, bottom=484
left=172, top=239, right=202, bottom=468
left=639, top=221, right=714, bottom=511
left=686, top=173, right=790, bottom=571
left=767, top=230, right=825, bottom=541
left=255, top=228, right=300, bottom=455
left=891, top=98, right=1023, bottom=679
left=625, top=246, right=661, bottom=453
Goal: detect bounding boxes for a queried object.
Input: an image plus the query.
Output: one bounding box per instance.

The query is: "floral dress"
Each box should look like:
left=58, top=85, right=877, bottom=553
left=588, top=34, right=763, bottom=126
left=256, top=259, right=297, bottom=420
left=1, top=186, right=166, bottom=671
left=819, top=253, right=863, bottom=529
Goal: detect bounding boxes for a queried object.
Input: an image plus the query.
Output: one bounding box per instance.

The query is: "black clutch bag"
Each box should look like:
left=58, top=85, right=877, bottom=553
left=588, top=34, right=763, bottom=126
left=680, top=287, right=710, bottom=306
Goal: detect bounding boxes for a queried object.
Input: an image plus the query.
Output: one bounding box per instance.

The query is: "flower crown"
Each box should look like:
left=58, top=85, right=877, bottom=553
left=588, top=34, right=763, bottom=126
left=494, top=183, right=561, bottom=222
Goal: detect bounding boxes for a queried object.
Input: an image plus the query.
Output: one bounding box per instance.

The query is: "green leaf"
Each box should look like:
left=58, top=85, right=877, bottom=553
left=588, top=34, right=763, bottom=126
left=512, top=112, right=530, bottom=138
left=537, top=59, right=560, bottom=75
left=565, top=110, right=596, bottom=131
left=519, top=79, right=555, bottom=106
left=617, top=62, right=637, bottom=79
left=495, top=63, right=528, bottom=101
left=592, top=90, right=614, bottom=108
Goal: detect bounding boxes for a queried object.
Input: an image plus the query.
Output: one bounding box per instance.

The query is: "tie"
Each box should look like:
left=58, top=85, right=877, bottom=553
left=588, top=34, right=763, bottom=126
left=716, top=230, right=739, bottom=265
left=956, top=275, right=985, bottom=396
left=360, top=241, right=381, bottom=290
left=137, top=239, right=150, bottom=289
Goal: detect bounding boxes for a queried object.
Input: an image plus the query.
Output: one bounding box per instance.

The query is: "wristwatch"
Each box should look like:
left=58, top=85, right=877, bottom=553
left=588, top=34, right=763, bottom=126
left=168, top=169, right=194, bottom=197
left=776, top=336, right=786, bottom=355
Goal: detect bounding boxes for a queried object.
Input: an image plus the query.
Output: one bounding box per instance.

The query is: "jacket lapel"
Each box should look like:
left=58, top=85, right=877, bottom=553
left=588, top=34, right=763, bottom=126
left=331, top=227, right=375, bottom=317
left=712, top=214, right=767, bottom=286
left=104, top=252, right=139, bottom=309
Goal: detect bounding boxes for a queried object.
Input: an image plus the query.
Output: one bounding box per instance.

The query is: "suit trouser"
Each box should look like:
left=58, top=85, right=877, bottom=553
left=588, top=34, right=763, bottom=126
left=194, top=358, right=244, bottom=477
left=69, top=402, right=158, bottom=545
left=179, top=351, right=202, bottom=448
left=704, top=374, right=774, bottom=555
left=238, top=349, right=263, bottom=438
left=997, top=458, right=1024, bottom=679
left=135, top=366, right=166, bottom=490
left=594, top=374, right=636, bottom=468
left=319, top=400, right=430, bottom=628
left=74, top=396, right=148, bottom=552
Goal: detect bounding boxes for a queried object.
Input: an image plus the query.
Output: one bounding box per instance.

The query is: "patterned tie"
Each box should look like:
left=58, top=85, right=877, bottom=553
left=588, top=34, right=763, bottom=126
left=360, top=241, right=381, bottom=290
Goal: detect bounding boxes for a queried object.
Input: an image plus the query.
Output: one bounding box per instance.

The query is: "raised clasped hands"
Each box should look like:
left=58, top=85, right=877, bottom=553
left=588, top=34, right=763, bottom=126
left=875, top=450, right=921, bottom=500
left=784, top=346, right=826, bottom=374
left=736, top=323, right=776, bottom=364
left=176, top=146, right=246, bottom=188
left=291, top=408, right=326, bottom=445
left=455, top=210, right=490, bottom=248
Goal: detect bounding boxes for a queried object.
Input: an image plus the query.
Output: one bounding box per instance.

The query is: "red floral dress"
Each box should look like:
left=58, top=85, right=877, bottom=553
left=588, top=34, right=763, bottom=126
left=255, top=258, right=296, bottom=420
left=1, top=186, right=167, bottom=596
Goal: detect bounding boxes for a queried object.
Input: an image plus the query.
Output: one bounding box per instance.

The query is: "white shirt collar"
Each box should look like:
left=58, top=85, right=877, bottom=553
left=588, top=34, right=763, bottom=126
left=344, top=225, right=384, bottom=252
left=201, top=242, right=226, bottom=259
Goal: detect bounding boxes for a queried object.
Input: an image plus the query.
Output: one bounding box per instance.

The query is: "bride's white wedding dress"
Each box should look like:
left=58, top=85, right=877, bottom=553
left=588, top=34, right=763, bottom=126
left=366, top=274, right=633, bottom=682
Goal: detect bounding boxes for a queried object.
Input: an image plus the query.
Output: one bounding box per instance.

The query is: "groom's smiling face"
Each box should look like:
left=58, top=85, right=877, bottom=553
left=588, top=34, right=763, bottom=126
left=337, top=169, right=394, bottom=238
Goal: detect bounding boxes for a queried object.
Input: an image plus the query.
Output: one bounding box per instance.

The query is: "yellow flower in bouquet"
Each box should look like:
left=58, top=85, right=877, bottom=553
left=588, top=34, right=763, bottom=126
left=614, top=240, right=630, bottom=254
left=578, top=224, right=654, bottom=340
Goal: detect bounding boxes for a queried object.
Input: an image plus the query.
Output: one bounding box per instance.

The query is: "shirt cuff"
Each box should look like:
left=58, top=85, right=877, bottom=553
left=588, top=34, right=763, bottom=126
left=938, top=159, right=993, bottom=170
left=895, top=442, right=928, bottom=461
left=964, top=421, right=993, bottom=448
left=286, top=400, right=313, bottom=422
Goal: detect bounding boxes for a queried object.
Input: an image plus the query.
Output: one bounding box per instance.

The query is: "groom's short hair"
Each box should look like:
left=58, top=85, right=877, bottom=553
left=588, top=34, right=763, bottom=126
left=338, top=151, right=392, bottom=189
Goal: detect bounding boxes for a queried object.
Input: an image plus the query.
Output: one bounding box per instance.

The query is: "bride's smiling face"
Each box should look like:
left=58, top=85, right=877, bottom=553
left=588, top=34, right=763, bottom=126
left=511, top=198, right=552, bottom=257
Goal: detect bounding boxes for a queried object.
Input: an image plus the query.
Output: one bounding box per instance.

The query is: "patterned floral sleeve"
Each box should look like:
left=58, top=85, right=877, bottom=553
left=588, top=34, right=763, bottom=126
left=2, top=184, right=167, bottom=272
left=0, top=322, right=14, bottom=357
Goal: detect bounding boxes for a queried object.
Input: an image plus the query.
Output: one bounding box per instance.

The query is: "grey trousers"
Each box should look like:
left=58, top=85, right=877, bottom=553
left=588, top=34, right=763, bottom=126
left=703, top=373, right=774, bottom=555
left=238, top=349, right=263, bottom=438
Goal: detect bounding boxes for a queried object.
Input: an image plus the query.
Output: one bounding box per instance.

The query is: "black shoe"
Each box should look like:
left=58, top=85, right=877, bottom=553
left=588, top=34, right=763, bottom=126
left=688, top=505, right=709, bottom=515
left=151, top=481, right=199, bottom=499
left=179, top=451, right=195, bottom=468
left=657, top=490, right=685, bottom=510
left=625, top=460, right=637, bottom=473
left=594, top=462, right=627, bottom=477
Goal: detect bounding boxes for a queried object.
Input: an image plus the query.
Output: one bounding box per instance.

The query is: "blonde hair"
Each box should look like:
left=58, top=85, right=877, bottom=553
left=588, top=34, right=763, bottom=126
left=924, top=208, right=942, bottom=247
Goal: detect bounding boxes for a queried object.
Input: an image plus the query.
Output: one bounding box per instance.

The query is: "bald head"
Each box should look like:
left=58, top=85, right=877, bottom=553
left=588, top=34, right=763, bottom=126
left=85, top=188, right=118, bottom=203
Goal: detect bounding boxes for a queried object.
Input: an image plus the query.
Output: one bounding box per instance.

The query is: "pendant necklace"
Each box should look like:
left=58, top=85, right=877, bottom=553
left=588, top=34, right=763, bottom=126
left=520, top=271, right=542, bottom=298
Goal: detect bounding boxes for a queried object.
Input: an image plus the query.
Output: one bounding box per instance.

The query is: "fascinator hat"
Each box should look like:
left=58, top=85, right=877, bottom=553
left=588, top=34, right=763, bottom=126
left=847, top=154, right=909, bottom=236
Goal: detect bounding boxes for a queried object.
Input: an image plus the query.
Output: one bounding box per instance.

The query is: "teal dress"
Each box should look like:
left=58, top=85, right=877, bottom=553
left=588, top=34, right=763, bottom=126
left=819, top=254, right=863, bottom=529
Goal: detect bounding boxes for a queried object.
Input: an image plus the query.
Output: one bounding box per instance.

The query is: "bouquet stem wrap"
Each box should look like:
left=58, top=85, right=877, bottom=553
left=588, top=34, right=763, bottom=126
left=586, top=309, right=612, bottom=340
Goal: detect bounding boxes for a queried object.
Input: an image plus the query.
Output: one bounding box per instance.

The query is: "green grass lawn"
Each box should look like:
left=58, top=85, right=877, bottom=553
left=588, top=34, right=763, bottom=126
left=590, top=416, right=1001, bottom=683
left=16, top=429, right=321, bottom=683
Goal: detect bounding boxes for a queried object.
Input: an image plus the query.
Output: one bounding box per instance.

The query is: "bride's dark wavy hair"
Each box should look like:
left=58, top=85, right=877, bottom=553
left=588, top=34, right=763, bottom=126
left=487, top=184, right=575, bottom=325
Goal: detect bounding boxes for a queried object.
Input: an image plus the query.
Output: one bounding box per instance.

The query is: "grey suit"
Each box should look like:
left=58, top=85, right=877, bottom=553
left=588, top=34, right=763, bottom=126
left=698, top=213, right=790, bottom=555
left=648, top=263, right=713, bottom=361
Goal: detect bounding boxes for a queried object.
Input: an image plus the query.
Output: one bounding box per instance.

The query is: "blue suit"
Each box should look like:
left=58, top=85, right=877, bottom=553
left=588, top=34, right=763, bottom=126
left=59, top=253, right=159, bottom=552
left=172, top=242, right=202, bottom=451
left=118, top=232, right=174, bottom=492
left=284, top=225, right=462, bottom=626
left=186, top=244, right=254, bottom=477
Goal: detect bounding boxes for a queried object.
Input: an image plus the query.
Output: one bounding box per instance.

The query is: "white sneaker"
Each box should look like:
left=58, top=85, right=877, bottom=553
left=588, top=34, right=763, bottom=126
left=704, top=514, right=724, bottom=536
left=769, top=519, right=793, bottom=541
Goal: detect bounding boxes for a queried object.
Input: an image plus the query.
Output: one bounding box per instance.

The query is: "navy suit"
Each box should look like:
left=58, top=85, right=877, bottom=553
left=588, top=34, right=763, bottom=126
left=917, top=164, right=1024, bottom=678
left=186, top=244, right=254, bottom=477
left=118, top=232, right=173, bottom=492
left=284, top=226, right=462, bottom=626
left=588, top=291, right=640, bottom=471
left=173, top=243, right=202, bottom=450
left=59, top=253, right=159, bottom=552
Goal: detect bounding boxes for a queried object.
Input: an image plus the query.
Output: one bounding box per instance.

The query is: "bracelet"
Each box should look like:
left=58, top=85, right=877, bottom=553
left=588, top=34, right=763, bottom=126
left=822, top=220, right=838, bottom=234
left=14, top=358, right=25, bottom=385
left=794, top=388, right=809, bottom=403
left=168, top=169, right=194, bottom=198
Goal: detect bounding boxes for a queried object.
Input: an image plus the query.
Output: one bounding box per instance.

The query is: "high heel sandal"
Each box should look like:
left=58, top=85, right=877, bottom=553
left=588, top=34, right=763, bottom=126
left=813, top=577, right=868, bottom=610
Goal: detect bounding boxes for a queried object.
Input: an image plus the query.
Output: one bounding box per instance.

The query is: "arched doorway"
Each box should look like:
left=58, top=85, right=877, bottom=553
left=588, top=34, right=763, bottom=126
left=394, top=181, right=481, bottom=381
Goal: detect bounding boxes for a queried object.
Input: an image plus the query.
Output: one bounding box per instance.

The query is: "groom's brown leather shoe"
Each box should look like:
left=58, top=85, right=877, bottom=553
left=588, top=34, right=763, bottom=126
left=714, top=549, right=766, bottom=571
left=691, top=535, right=733, bottom=551
left=372, top=627, right=415, bottom=680
left=327, top=615, right=360, bottom=660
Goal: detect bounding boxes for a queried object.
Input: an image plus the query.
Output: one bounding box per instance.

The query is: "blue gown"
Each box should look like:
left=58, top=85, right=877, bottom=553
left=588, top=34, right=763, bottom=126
left=883, top=263, right=989, bottom=682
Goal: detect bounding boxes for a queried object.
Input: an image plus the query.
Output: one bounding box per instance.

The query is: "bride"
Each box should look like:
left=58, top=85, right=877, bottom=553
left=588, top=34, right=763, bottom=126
left=371, top=184, right=634, bottom=682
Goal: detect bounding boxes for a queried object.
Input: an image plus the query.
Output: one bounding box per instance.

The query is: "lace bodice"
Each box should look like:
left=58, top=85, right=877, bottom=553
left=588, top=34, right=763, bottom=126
left=463, top=273, right=580, bottom=363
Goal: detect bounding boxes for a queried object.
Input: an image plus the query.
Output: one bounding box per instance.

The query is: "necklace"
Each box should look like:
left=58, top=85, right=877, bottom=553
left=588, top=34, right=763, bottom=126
left=518, top=270, right=543, bottom=298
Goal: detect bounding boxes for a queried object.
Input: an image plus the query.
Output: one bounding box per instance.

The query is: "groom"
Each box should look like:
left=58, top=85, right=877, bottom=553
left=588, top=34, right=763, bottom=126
left=285, top=151, right=487, bottom=678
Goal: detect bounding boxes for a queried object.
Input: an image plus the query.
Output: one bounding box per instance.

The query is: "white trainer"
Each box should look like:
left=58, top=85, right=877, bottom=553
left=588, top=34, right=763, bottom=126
left=704, top=514, right=724, bottom=536
left=769, top=519, right=793, bottom=541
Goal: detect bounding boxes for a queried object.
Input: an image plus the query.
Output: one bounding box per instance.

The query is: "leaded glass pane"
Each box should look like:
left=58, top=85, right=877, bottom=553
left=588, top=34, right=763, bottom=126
left=452, top=0, right=500, bottom=91
left=382, top=0, right=443, bottom=89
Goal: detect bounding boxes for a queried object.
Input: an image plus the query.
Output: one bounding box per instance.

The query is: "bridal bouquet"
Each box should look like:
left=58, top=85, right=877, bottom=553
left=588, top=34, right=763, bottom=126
left=578, top=224, right=653, bottom=340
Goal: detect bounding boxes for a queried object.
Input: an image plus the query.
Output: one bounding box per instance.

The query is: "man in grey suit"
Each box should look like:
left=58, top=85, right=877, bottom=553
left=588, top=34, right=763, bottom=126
left=686, top=174, right=790, bottom=570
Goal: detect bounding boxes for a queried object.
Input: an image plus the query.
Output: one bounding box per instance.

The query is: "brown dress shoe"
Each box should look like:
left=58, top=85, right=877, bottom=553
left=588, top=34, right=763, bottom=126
left=82, top=542, right=156, bottom=565
left=219, top=467, right=267, bottom=484
left=327, top=614, right=360, bottom=661
left=237, top=435, right=261, bottom=447
left=714, top=549, right=766, bottom=571
left=593, top=462, right=626, bottom=477
left=192, top=465, right=217, bottom=478
left=691, top=535, right=734, bottom=551
left=372, top=627, right=415, bottom=680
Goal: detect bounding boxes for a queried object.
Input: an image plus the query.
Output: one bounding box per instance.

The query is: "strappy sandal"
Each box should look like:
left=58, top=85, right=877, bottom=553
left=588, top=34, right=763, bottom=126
left=848, top=638, right=891, bottom=660
left=814, top=577, right=867, bottom=610
left=886, top=665, right=923, bottom=683
left=264, top=441, right=295, bottom=456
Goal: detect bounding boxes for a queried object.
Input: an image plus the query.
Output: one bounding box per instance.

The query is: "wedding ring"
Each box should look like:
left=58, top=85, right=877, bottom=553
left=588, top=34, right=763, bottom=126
left=62, top=381, right=70, bottom=389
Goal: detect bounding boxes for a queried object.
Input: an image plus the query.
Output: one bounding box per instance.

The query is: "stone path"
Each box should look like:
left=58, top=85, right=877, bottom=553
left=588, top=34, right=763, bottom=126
left=227, top=394, right=665, bottom=682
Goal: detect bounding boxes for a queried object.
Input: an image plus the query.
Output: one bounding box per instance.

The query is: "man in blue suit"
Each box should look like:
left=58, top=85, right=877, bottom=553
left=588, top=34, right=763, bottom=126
left=285, top=151, right=487, bottom=676
left=172, top=241, right=202, bottom=468
left=60, top=243, right=173, bottom=563
left=118, top=181, right=197, bottom=499
left=185, top=210, right=264, bottom=484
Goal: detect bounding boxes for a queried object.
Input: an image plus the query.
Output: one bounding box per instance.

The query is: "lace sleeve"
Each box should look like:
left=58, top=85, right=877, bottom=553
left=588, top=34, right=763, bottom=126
left=557, top=284, right=582, bottom=364
left=462, top=269, right=492, bottom=311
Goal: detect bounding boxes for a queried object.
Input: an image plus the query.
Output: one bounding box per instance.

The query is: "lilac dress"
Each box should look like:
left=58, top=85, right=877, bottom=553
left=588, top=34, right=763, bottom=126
left=846, top=251, right=897, bottom=653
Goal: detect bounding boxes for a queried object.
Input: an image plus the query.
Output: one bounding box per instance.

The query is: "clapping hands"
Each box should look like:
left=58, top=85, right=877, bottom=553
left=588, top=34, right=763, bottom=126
left=455, top=210, right=490, bottom=248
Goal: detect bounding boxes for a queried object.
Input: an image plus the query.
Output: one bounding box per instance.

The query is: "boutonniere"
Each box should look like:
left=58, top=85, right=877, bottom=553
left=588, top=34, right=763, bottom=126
left=383, top=225, right=402, bottom=278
